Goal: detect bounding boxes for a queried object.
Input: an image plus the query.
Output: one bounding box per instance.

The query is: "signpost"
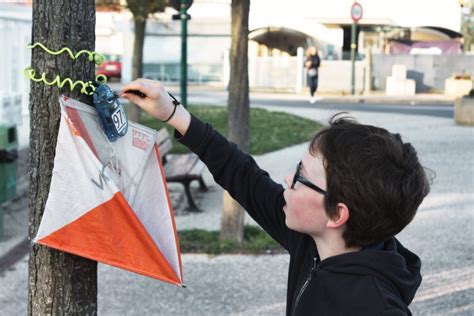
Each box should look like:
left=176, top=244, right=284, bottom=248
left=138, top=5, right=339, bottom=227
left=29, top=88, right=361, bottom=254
left=171, top=0, right=193, bottom=107
left=351, top=1, right=363, bottom=95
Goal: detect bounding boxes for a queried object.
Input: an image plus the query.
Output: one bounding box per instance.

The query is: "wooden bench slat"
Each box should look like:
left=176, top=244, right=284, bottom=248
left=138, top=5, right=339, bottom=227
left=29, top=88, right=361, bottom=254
left=156, top=128, right=172, bottom=156
left=156, top=128, right=169, bottom=144
left=155, top=127, right=206, bottom=211
left=158, top=138, right=173, bottom=157
left=187, top=160, right=205, bottom=177
left=165, top=163, right=204, bottom=182
left=164, top=154, right=198, bottom=178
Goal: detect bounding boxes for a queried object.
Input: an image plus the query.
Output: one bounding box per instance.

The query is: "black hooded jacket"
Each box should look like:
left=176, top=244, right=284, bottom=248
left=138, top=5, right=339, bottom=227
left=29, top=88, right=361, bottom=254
left=176, top=115, right=422, bottom=315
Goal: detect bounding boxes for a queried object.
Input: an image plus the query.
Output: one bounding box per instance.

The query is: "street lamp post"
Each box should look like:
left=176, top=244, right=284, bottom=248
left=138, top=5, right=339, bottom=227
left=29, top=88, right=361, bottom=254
left=350, top=23, right=357, bottom=95
left=172, top=0, right=193, bottom=107
left=350, top=1, right=363, bottom=95
left=180, top=0, right=189, bottom=107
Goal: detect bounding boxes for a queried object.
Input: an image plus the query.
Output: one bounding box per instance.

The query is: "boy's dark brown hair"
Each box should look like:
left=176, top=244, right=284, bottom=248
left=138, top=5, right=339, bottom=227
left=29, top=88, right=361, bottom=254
left=310, top=114, right=431, bottom=248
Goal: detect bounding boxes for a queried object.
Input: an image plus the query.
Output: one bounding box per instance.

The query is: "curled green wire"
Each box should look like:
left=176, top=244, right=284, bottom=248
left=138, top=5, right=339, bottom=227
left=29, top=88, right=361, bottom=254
left=28, top=42, right=105, bottom=66
left=24, top=66, right=108, bottom=96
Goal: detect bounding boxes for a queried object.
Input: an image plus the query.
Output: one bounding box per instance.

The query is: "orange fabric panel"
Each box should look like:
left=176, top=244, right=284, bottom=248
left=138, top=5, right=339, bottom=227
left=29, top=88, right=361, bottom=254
left=37, top=192, right=181, bottom=285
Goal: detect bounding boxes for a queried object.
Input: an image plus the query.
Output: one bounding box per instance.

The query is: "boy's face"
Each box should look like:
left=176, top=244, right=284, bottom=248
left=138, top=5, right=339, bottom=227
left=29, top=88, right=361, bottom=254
left=283, top=151, right=329, bottom=237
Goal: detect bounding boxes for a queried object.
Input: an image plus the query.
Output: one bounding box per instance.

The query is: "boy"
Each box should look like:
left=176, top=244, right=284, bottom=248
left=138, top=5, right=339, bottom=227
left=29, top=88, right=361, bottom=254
left=122, top=79, right=430, bottom=315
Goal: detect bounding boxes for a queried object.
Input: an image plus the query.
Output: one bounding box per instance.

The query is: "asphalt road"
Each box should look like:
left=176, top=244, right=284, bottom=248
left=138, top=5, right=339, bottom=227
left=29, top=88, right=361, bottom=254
left=252, top=99, right=454, bottom=118
left=176, top=88, right=454, bottom=118
left=115, top=82, right=454, bottom=119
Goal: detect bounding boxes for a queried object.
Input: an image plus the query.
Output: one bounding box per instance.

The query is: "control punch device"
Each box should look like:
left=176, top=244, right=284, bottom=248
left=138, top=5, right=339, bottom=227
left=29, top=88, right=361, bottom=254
left=92, top=83, right=128, bottom=142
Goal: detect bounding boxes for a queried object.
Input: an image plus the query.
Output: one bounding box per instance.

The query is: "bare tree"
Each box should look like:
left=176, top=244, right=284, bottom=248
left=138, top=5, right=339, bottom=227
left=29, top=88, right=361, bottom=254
left=220, top=0, right=250, bottom=242
left=28, top=1, right=98, bottom=314
left=127, top=0, right=168, bottom=122
left=95, top=0, right=168, bottom=122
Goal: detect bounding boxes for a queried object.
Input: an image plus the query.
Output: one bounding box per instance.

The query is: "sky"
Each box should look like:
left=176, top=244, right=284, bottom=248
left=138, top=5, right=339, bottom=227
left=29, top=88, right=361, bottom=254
left=349, top=0, right=461, bottom=30
left=246, top=0, right=462, bottom=31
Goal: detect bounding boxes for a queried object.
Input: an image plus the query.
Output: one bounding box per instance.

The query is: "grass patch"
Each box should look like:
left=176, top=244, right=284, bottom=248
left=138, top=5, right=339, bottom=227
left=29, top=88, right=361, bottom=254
left=178, top=225, right=285, bottom=255
left=141, top=105, right=322, bottom=155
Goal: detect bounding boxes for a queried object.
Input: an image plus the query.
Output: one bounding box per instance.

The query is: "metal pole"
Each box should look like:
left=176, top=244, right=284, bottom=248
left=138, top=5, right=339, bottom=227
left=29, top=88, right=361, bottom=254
left=364, top=46, right=372, bottom=95
left=180, top=0, right=188, bottom=107
left=351, top=22, right=357, bottom=95
left=0, top=205, right=3, bottom=239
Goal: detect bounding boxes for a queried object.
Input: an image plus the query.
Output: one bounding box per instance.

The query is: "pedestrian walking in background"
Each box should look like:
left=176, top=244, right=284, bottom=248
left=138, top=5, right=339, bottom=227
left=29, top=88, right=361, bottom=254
left=305, top=46, right=321, bottom=104
left=121, top=79, right=432, bottom=315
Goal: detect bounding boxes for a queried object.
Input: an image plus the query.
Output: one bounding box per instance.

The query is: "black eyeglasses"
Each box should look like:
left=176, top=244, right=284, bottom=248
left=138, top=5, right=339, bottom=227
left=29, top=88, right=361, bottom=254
left=291, top=161, right=327, bottom=196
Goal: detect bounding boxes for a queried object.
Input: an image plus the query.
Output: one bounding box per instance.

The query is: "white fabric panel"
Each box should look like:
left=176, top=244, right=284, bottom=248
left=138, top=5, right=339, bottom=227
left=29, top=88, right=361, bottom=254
left=131, top=146, right=181, bottom=279
left=35, top=100, right=119, bottom=241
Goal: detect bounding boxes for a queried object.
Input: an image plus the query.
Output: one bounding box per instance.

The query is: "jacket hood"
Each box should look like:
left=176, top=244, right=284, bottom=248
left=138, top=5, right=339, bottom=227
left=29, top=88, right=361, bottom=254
left=319, top=237, right=422, bottom=305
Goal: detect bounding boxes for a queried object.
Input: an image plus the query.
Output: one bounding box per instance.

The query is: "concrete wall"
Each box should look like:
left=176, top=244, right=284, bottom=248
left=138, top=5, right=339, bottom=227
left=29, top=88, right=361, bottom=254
left=317, top=60, right=365, bottom=93
left=372, top=54, right=474, bottom=92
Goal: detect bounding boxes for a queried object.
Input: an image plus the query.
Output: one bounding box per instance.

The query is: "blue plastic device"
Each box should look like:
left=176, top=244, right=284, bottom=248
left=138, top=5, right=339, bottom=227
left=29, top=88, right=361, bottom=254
left=92, top=83, right=128, bottom=142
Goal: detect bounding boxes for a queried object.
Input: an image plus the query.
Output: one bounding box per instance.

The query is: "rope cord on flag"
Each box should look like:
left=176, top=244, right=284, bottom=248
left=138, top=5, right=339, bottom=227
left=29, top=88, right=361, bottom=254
left=24, top=43, right=108, bottom=95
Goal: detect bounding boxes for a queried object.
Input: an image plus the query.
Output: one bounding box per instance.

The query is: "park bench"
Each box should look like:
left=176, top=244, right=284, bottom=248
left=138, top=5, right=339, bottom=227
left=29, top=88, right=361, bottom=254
left=156, top=128, right=207, bottom=212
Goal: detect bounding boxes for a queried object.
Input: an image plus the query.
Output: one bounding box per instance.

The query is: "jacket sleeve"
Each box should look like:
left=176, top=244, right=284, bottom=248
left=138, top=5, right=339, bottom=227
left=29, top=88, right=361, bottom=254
left=381, top=309, right=408, bottom=316
left=174, top=114, right=294, bottom=250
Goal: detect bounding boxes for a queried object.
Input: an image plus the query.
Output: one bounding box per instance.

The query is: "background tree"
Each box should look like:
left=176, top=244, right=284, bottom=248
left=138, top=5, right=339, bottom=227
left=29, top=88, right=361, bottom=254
left=220, top=0, right=250, bottom=242
left=96, top=0, right=168, bottom=122
left=459, top=0, right=474, bottom=52
left=126, top=0, right=168, bottom=122
left=28, top=1, right=97, bottom=314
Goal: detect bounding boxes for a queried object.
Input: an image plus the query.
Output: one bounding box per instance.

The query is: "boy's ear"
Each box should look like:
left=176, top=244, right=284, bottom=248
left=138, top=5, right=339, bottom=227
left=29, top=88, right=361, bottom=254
left=326, top=203, right=350, bottom=229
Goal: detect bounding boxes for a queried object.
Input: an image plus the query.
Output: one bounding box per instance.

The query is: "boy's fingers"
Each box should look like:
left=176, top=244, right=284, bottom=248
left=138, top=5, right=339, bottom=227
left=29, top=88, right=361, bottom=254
left=121, top=84, right=143, bottom=94
left=122, top=93, right=140, bottom=105
left=121, top=80, right=149, bottom=95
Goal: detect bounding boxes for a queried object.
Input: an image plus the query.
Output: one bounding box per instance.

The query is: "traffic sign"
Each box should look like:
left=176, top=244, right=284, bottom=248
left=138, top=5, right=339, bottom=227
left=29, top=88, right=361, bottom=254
left=170, top=0, right=193, bottom=12
left=351, top=2, right=363, bottom=22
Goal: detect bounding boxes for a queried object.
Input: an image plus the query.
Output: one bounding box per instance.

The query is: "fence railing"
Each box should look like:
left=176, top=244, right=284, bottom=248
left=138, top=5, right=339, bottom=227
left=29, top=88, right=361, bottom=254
left=143, top=55, right=366, bottom=94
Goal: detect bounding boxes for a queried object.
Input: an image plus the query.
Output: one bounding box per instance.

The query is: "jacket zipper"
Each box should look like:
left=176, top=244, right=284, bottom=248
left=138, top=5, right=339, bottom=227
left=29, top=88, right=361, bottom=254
left=292, top=257, right=319, bottom=316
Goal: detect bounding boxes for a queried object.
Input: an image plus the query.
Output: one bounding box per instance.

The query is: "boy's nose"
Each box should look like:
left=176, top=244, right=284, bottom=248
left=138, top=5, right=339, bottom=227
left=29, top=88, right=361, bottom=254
left=284, top=173, right=293, bottom=189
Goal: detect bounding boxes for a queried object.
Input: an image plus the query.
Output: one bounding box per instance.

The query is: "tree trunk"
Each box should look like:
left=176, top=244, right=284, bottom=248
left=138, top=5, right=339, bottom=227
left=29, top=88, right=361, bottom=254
left=129, top=18, right=146, bottom=122
left=220, top=0, right=250, bottom=243
left=28, top=1, right=97, bottom=314
left=220, top=191, right=247, bottom=241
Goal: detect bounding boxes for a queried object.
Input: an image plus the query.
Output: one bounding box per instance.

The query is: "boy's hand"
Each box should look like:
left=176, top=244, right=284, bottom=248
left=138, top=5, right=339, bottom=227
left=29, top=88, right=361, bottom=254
left=121, top=78, right=175, bottom=121
left=121, top=78, right=191, bottom=135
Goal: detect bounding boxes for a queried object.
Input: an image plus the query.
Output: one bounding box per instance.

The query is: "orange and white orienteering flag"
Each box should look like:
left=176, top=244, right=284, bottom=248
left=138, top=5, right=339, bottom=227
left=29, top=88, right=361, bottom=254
left=34, top=95, right=183, bottom=286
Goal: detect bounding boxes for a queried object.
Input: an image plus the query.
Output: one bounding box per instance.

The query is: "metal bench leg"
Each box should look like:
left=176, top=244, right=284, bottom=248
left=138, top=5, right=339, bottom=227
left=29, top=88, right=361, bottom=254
left=183, top=180, right=202, bottom=213
left=198, top=176, right=208, bottom=191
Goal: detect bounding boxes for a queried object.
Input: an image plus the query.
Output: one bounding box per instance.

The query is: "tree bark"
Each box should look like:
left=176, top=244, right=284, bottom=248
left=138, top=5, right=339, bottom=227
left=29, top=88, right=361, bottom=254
left=220, top=0, right=250, bottom=242
left=129, top=17, right=146, bottom=122
left=28, top=1, right=97, bottom=314
left=220, top=191, right=246, bottom=242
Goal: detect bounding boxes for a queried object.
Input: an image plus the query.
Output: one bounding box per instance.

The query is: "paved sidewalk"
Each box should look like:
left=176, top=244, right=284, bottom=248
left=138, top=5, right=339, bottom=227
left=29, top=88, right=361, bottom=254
left=1, top=100, right=473, bottom=315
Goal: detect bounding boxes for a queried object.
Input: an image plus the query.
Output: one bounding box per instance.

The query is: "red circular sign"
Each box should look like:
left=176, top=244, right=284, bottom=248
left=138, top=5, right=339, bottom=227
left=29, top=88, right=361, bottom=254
left=351, top=2, right=363, bottom=22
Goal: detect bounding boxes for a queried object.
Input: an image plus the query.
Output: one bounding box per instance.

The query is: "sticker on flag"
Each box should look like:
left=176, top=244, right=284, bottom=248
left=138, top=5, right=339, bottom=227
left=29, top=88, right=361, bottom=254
left=111, top=107, right=127, bottom=134
left=34, top=95, right=183, bottom=286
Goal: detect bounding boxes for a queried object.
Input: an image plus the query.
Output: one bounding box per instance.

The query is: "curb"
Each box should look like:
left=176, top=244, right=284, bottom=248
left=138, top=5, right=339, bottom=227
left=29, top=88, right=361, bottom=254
left=316, top=97, right=454, bottom=106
